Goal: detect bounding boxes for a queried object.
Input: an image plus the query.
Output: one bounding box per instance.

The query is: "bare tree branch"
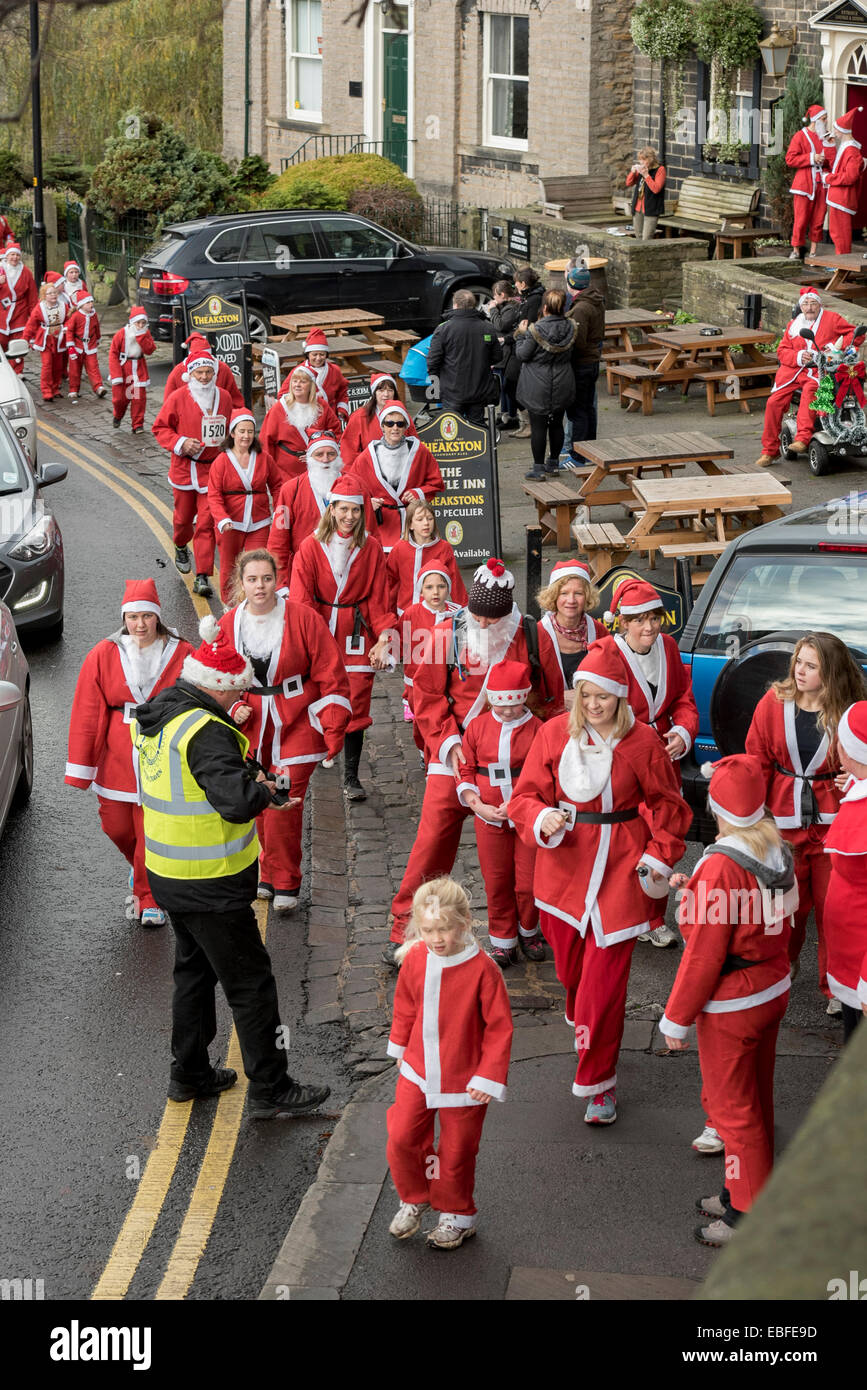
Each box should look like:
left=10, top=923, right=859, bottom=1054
left=0, top=0, right=56, bottom=123
left=344, top=0, right=407, bottom=30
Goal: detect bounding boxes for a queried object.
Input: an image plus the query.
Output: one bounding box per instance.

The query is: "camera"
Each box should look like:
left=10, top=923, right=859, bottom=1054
left=271, top=772, right=292, bottom=807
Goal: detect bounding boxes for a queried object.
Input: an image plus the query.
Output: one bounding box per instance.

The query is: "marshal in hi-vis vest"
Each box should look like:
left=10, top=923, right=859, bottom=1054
left=131, top=708, right=259, bottom=881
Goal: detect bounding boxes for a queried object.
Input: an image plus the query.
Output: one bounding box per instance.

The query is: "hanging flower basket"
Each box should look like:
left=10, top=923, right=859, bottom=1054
left=630, top=0, right=696, bottom=121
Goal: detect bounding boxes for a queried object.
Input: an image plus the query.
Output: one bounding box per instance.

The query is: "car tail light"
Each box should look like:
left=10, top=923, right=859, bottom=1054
left=818, top=542, right=867, bottom=552
left=152, top=272, right=190, bottom=296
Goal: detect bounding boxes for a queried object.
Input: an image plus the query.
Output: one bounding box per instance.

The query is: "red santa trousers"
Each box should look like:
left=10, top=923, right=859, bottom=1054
left=112, top=381, right=147, bottom=429
left=215, top=527, right=265, bottom=605
left=256, top=762, right=315, bottom=893
left=97, top=797, right=157, bottom=913
left=346, top=668, right=376, bottom=736
left=785, top=826, right=832, bottom=996
left=173, top=489, right=216, bottom=575
left=474, top=818, right=538, bottom=949
left=829, top=208, right=854, bottom=256
left=389, top=772, right=470, bottom=942
left=387, top=1075, right=488, bottom=1217
left=38, top=342, right=64, bottom=401
left=539, top=910, right=635, bottom=1095
left=68, top=353, right=104, bottom=396
left=695, top=991, right=788, bottom=1214
left=791, top=193, right=826, bottom=249
left=761, top=376, right=819, bottom=454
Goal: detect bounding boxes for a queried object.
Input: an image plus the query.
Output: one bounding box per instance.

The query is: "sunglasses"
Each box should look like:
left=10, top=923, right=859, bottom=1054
left=382, top=419, right=407, bottom=429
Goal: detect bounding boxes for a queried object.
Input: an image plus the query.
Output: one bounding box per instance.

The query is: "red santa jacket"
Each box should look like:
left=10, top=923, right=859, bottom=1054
left=385, top=536, right=467, bottom=615
left=268, top=473, right=377, bottom=590
left=208, top=447, right=282, bottom=534
left=0, top=263, right=37, bottom=335
left=744, top=689, right=841, bottom=831
left=398, top=598, right=463, bottom=705
left=164, top=356, right=245, bottom=409
left=108, top=323, right=155, bottom=387
left=25, top=299, right=69, bottom=353
left=339, top=404, right=418, bottom=464
left=152, top=384, right=234, bottom=490
left=824, top=779, right=867, bottom=1009
left=280, top=359, right=349, bottom=428
left=67, top=308, right=101, bottom=359
left=458, top=706, right=542, bottom=817
left=659, top=842, right=795, bottom=1035
left=350, top=439, right=445, bottom=552
left=536, top=610, right=601, bottom=717
left=387, top=940, right=513, bottom=1107
left=509, top=712, right=690, bottom=947
left=826, top=139, right=867, bottom=217
left=771, top=307, right=856, bottom=394
left=65, top=633, right=192, bottom=800
left=288, top=533, right=396, bottom=679
left=259, top=396, right=343, bottom=486
left=786, top=126, right=833, bottom=201
left=221, top=598, right=352, bottom=768
left=589, top=632, right=698, bottom=755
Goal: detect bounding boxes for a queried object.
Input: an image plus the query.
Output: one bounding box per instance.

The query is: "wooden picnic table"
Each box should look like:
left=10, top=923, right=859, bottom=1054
left=603, top=307, right=675, bottom=354
left=626, top=473, right=791, bottom=563
left=714, top=226, right=771, bottom=260
left=270, top=308, right=387, bottom=344
left=804, top=253, right=867, bottom=299
left=572, top=430, right=735, bottom=509
left=638, top=324, right=778, bottom=416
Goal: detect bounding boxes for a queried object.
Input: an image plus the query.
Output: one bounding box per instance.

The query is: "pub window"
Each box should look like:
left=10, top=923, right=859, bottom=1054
left=484, top=14, right=529, bottom=150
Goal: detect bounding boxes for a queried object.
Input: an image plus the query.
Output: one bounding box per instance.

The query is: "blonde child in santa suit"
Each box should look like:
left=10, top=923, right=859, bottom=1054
left=457, top=660, right=546, bottom=967
left=278, top=328, right=350, bottom=431
left=386, top=876, right=513, bottom=1250
left=66, top=289, right=106, bottom=401
left=207, top=409, right=283, bottom=605
left=385, top=497, right=467, bottom=616
left=823, top=700, right=867, bottom=1043
left=25, top=278, right=69, bottom=402
left=661, top=755, right=798, bottom=1248
left=825, top=106, right=867, bottom=256
left=399, top=561, right=462, bottom=744
left=59, top=260, right=86, bottom=311
left=108, top=306, right=155, bottom=432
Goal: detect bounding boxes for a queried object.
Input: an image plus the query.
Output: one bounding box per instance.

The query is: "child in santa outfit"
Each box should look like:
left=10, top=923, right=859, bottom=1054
left=535, top=559, right=602, bottom=716
left=25, top=278, right=69, bottom=402
left=509, top=643, right=690, bottom=1124
left=64, top=579, right=193, bottom=927
left=785, top=104, right=835, bottom=262
left=0, top=243, right=38, bottom=375
left=660, top=755, right=798, bottom=1248
left=164, top=332, right=245, bottom=409
left=824, top=700, right=867, bottom=1043
left=825, top=107, right=867, bottom=256
left=66, top=289, right=106, bottom=401
left=268, top=433, right=376, bottom=590
left=207, top=409, right=283, bottom=605
left=260, top=365, right=342, bottom=485
left=456, top=660, right=545, bottom=966
left=385, top=497, right=467, bottom=615
left=288, top=473, right=396, bottom=800
left=59, top=259, right=87, bottom=311
left=340, top=370, right=418, bottom=463
left=108, top=306, right=155, bottom=432
left=278, top=327, right=350, bottom=431
left=152, top=347, right=233, bottom=596
left=386, top=876, right=513, bottom=1250
left=398, top=562, right=463, bottom=744
left=349, top=402, right=444, bottom=553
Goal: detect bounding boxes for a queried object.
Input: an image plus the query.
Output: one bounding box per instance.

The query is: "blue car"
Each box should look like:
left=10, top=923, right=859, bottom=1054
left=676, top=490, right=867, bottom=841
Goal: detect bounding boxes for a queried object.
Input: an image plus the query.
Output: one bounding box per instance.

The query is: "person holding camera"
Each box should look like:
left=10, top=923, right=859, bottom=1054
left=626, top=147, right=666, bottom=240
left=131, top=615, right=331, bottom=1120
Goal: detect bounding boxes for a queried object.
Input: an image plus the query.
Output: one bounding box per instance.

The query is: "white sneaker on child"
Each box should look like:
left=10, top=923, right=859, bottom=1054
left=389, top=1201, right=430, bottom=1239
left=426, top=1214, right=477, bottom=1250
left=692, top=1124, right=724, bottom=1154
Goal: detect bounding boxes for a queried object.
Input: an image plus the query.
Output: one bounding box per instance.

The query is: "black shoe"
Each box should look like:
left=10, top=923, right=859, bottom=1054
left=497, top=415, right=519, bottom=430
left=167, top=1066, right=237, bottom=1102
left=343, top=728, right=366, bottom=799
left=112, top=417, right=122, bottom=428
left=544, top=458, right=560, bottom=475
left=344, top=774, right=367, bottom=801
left=132, top=426, right=144, bottom=435
left=96, top=387, right=107, bottom=398
left=174, top=545, right=192, bottom=574
left=193, top=574, right=213, bottom=596
left=381, top=940, right=400, bottom=968
left=524, top=467, right=547, bottom=481
left=249, top=1081, right=331, bottom=1121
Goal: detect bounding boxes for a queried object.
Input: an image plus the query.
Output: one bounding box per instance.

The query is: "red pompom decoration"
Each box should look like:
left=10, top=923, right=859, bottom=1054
left=487, top=558, right=506, bottom=577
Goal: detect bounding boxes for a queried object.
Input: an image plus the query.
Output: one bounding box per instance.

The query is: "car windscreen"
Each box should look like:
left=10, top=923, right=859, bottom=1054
left=695, top=552, right=867, bottom=652
left=0, top=431, right=25, bottom=497
left=139, top=232, right=186, bottom=268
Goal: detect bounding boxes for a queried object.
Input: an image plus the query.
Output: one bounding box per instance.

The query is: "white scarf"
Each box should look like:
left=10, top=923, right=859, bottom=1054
left=120, top=634, right=165, bottom=696
left=284, top=399, right=319, bottom=431
left=376, top=438, right=409, bottom=489
left=464, top=605, right=520, bottom=671
left=239, top=603, right=284, bottom=660
left=632, top=641, right=661, bottom=688
left=188, top=378, right=218, bottom=413
left=558, top=723, right=616, bottom=803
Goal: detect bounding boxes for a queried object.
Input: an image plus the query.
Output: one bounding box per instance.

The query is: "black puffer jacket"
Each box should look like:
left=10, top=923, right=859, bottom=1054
left=426, top=307, right=503, bottom=405
left=488, top=298, right=523, bottom=383
left=517, top=282, right=544, bottom=327
left=515, top=314, right=578, bottom=414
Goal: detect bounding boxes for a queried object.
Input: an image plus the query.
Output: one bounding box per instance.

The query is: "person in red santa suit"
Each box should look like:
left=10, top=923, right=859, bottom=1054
left=385, top=497, right=467, bottom=616
left=108, top=306, right=155, bottom=432
left=661, top=755, right=797, bottom=1247
left=386, top=876, right=513, bottom=1251
left=152, top=347, right=233, bottom=596
left=221, top=548, right=351, bottom=912
left=260, top=365, right=342, bottom=487
left=825, top=106, right=867, bottom=256
left=268, top=433, right=376, bottom=591
left=25, top=278, right=70, bottom=402
left=509, top=644, right=690, bottom=1123
left=66, top=289, right=106, bottom=401
left=535, top=559, right=602, bottom=717
left=59, top=259, right=87, bottom=311
left=64, top=579, right=193, bottom=928
left=208, top=409, right=283, bottom=605
left=754, top=288, right=861, bottom=467
left=350, top=402, right=444, bottom=554
left=824, top=700, right=867, bottom=1042
left=456, top=660, right=545, bottom=966
left=288, top=473, right=395, bottom=800
left=339, top=370, right=418, bottom=463
left=382, top=559, right=561, bottom=964
left=278, top=328, right=350, bottom=431
left=786, top=105, right=836, bottom=262
left=0, top=213, right=13, bottom=248
left=0, top=243, right=38, bottom=374
left=164, top=332, right=245, bottom=409
left=399, top=562, right=463, bottom=743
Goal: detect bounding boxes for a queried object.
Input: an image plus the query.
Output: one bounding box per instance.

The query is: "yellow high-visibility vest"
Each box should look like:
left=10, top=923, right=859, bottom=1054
left=131, top=708, right=258, bottom=881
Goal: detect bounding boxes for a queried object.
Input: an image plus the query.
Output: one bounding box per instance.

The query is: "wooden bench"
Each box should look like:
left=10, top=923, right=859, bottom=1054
left=718, top=459, right=792, bottom=486
left=538, top=175, right=628, bottom=224
left=523, top=476, right=591, bottom=551
left=660, top=540, right=728, bottom=586
left=375, top=328, right=420, bottom=364
left=602, top=347, right=668, bottom=395
left=658, top=177, right=761, bottom=250
left=608, top=363, right=664, bottom=415
left=572, top=522, right=632, bottom=578
left=694, top=363, right=777, bottom=415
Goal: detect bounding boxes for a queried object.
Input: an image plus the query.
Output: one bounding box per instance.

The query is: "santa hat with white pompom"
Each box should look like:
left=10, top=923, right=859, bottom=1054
left=181, top=615, right=253, bottom=692
left=701, top=754, right=767, bottom=827
left=603, top=576, right=663, bottom=625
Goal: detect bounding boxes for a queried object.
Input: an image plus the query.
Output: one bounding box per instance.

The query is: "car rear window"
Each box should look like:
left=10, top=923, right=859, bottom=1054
left=205, top=226, right=247, bottom=264
left=140, top=231, right=186, bottom=268
left=696, top=553, right=867, bottom=653
left=243, top=221, right=321, bottom=262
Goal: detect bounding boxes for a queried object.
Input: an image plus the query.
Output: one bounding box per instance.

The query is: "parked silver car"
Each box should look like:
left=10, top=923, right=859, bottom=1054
left=0, top=409, right=66, bottom=637
left=0, top=338, right=36, bottom=462
left=0, top=597, right=32, bottom=837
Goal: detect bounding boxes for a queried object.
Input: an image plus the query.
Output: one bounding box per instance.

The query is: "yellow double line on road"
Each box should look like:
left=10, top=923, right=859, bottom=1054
left=37, top=420, right=266, bottom=1300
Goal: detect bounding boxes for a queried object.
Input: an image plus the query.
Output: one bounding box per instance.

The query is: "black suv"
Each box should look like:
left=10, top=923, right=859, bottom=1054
left=136, top=210, right=516, bottom=342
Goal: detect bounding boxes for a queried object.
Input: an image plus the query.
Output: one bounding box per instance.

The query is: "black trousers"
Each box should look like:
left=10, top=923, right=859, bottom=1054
left=568, top=361, right=600, bottom=463
left=529, top=410, right=565, bottom=469
left=842, top=1002, right=862, bottom=1044
left=442, top=398, right=487, bottom=427
left=168, top=905, right=290, bottom=1103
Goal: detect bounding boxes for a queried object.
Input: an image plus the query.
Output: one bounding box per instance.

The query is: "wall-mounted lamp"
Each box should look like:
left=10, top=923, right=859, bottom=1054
left=759, top=21, right=796, bottom=80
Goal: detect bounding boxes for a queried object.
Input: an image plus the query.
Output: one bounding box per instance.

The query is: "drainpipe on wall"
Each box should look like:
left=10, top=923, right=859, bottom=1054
left=658, top=61, right=667, bottom=166
left=243, top=0, right=251, bottom=159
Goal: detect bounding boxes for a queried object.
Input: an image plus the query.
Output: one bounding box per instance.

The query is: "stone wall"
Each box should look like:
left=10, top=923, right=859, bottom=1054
left=682, top=258, right=858, bottom=336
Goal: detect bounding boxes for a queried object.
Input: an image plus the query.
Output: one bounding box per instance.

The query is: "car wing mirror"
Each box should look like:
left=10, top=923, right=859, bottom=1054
left=6, top=338, right=29, bottom=359
left=0, top=680, right=23, bottom=713
left=38, top=462, right=68, bottom=488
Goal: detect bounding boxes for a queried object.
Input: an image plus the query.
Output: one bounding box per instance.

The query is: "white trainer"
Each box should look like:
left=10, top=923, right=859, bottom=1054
left=273, top=894, right=299, bottom=912
left=648, top=925, right=677, bottom=948
left=692, top=1124, right=724, bottom=1154
left=826, top=998, right=842, bottom=1017
left=389, top=1201, right=430, bottom=1239
left=426, top=1214, right=477, bottom=1250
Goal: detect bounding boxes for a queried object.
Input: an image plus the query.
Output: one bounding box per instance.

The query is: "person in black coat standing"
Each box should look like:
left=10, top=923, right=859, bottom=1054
left=512, top=267, right=544, bottom=437
left=426, top=288, right=503, bottom=426
left=515, top=288, right=577, bottom=480
left=487, top=279, right=522, bottom=429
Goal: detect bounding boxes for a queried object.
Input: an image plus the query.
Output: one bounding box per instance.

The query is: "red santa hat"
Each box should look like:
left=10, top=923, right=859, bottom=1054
left=377, top=401, right=412, bottom=427
left=572, top=644, right=629, bottom=698
left=700, top=754, right=767, bottom=828
left=306, top=430, right=340, bottom=462
left=129, top=305, right=148, bottom=324
left=803, top=105, right=827, bottom=125
left=834, top=107, right=863, bottom=134
left=486, top=660, right=532, bottom=706
left=63, top=260, right=81, bottom=276
left=838, top=701, right=867, bottom=765
left=185, top=348, right=217, bottom=376
left=43, top=271, right=63, bottom=285
left=304, top=328, right=329, bottom=354
left=74, top=288, right=94, bottom=308
left=289, top=363, right=318, bottom=386
left=603, top=577, right=663, bottom=624
left=228, top=408, right=256, bottom=432
left=467, top=558, right=515, bottom=619
left=548, top=559, right=594, bottom=587
left=120, top=578, right=161, bottom=618
left=181, top=614, right=253, bottom=692
left=370, top=370, right=396, bottom=395
left=417, top=561, right=453, bottom=593
left=2, top=242, right=21, bottom=256
left=328, top=472, right=366, bottom=506
left=799, top=286, right=822, bottom=309
left=183, top=332, right=210, bottom=352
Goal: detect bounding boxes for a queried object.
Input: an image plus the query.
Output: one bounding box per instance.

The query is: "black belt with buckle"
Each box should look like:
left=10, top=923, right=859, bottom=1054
left=571, top=807, right=639, bottom=825
left=477, top=764, right=522, bottom=778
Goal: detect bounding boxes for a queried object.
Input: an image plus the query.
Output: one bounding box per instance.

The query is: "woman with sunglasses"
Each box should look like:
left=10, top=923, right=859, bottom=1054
left=349, top=402, right=443, bottom=553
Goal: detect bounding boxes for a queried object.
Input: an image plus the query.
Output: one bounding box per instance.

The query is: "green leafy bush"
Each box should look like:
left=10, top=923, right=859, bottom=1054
left=230, top=155, right=277, bottom=196
left=260, top=153, right=419, bottom=211
left=260, top=176, right=347, bottom=211
left=43, top=155, right=91, bottom=198
left=347, top=187, right=423, bottom=240
left=0, top=150, right=27, bottom=201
